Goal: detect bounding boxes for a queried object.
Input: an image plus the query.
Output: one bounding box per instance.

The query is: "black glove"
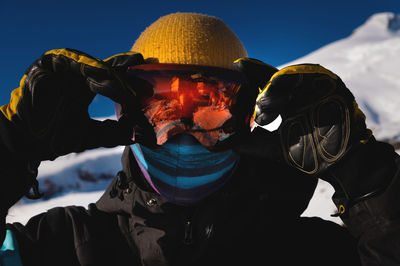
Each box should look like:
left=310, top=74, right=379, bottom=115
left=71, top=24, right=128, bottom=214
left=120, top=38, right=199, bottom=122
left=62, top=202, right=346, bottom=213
left=230, top=58, right=278, bottom=139
left=234, top=61, right=398, bottom=217
left=1, top=48, right=155, bottom=162
left=0, top=49, right=156, bottom=241
left=253, top=63, right=371, bottom=175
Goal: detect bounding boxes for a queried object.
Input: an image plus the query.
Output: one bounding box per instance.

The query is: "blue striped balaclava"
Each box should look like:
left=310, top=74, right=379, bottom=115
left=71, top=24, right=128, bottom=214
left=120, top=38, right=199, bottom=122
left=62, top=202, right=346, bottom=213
left=131, top=134, right=240, bottom=205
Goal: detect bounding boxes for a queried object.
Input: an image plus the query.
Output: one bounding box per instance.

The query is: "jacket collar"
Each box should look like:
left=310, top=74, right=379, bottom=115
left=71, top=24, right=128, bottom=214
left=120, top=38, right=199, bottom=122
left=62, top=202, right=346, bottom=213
left=95, top=146, right=254, bottom=216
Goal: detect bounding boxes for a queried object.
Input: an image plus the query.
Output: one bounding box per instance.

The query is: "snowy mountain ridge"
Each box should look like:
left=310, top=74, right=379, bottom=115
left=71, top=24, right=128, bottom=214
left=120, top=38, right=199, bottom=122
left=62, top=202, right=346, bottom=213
left=7, top=12, right=400, bottom=225
left=353, top=12, right=400, bottom=38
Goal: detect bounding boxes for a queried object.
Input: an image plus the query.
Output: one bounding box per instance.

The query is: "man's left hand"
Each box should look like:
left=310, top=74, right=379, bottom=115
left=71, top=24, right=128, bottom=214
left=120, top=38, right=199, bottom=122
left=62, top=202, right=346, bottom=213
left=250, top=63, right=371, bottom=176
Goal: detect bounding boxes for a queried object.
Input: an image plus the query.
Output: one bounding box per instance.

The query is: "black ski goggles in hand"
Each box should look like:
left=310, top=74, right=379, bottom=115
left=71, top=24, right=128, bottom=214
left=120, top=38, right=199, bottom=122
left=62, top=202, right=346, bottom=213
left=117, top=64, right=249, bottom=149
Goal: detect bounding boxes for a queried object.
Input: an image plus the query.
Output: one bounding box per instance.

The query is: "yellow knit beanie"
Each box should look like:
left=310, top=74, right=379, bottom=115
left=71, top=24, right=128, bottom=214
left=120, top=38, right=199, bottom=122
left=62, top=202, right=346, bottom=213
left=131, top=12, right=248, bottom=69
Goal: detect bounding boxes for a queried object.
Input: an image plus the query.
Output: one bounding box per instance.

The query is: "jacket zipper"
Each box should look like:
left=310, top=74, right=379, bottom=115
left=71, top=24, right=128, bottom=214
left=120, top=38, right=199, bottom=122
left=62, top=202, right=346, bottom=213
left=183, top=218, right=193, bottom=245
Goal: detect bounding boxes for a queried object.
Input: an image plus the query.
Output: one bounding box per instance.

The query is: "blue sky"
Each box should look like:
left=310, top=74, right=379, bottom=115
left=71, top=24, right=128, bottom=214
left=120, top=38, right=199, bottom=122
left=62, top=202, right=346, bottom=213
left=1, top=0, right=399, bottom=117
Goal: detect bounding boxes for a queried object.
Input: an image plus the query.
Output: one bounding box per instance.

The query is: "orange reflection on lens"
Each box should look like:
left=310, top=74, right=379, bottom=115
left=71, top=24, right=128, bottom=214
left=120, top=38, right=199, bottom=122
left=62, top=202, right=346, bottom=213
left=125, top=64, right=246, bottom=148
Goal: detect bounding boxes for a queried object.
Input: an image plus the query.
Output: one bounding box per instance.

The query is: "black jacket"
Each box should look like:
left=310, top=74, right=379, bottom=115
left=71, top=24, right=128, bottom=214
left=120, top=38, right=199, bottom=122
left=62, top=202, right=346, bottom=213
left=5, top=146, right=364, bottom=266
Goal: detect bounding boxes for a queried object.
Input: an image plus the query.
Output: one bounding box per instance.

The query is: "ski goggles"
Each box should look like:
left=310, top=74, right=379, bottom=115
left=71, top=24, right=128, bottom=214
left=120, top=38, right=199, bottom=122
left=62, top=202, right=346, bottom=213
left=118, top=64, right=248, bottom=149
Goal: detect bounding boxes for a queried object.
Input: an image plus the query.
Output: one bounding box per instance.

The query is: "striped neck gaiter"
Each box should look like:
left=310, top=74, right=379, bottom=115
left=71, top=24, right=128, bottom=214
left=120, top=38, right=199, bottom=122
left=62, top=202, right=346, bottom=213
left=131, top=134, right=240, bottom=205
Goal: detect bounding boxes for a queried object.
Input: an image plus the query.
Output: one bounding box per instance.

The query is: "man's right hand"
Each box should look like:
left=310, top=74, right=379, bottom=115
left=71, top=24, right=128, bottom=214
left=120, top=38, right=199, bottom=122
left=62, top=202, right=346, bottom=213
left=0, top=49, right=157, bottom=237
left=0, top=48, right=155, bottom=162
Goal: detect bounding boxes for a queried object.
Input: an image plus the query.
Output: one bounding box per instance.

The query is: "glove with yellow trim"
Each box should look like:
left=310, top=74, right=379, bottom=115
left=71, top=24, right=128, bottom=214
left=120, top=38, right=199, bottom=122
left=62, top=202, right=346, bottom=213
left=0, top=49, right=156, bottom=242
left=1, top=48, right=155, bottom=162
left=254, top=63, right=371, bottom=175
left=235, top=60, right=398, bottom=218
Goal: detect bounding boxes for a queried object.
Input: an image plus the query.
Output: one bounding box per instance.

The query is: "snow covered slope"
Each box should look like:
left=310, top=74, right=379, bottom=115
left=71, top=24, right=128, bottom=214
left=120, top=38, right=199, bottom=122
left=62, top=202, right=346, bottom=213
left=6, top=12, right=400, bottom=225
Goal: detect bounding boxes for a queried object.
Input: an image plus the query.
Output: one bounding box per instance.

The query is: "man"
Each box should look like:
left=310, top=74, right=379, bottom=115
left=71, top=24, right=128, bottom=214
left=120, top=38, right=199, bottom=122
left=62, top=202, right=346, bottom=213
left=0, top=12, right=399, bottom=266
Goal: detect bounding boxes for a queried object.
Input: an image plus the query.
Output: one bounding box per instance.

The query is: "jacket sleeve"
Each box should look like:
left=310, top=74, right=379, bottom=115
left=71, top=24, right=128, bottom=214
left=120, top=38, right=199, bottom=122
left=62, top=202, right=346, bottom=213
left=5, top=204, right=135, bottom=266
left=0, top=112, right=41, bottom=231
left=5, top=207, right=81, bottom=265
left=332, top=141, right=400, bottom=265
left=0, top=73, right=52, bottom=243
